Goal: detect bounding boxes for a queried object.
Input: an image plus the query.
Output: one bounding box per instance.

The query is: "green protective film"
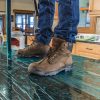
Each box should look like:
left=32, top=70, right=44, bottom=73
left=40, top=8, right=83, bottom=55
left=0, top=46, right=100, bottom=100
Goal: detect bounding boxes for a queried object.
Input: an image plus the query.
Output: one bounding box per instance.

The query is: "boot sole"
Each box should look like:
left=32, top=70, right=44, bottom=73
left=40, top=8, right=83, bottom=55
left=17, top=53, right=46, bottom=58
left=32, top=65, right=72, bottom=76
left=17, top=55, right=40, bottom=58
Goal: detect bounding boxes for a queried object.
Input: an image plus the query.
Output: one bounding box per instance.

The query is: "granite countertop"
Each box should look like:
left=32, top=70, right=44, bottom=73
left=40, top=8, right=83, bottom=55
left=76, top=40, right=100, bottom=44
left=76, top=34, right=100, bottom=44
left=0, top=47, right=100, bottom=100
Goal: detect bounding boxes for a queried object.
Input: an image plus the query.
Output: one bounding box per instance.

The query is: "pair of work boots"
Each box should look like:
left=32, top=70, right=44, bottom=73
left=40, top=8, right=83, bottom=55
left=17, top=37, right=73, bottom=76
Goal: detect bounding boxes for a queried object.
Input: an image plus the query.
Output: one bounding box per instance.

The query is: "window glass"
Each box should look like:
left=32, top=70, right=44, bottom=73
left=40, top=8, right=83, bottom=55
left=15, top=13, right=34, bottom=31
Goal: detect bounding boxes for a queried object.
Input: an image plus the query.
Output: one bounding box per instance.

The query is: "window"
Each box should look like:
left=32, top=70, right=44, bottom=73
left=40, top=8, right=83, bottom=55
left=15, top=14, right=34, bottom=30
left=0, top=16, right=3, bottom=32
left=14, top=10, right=35, bottom=31
left=78, top=0, right=90, bottom=28
left=0, top=15, right=6, bottom=34
left=78, top=0, right=96, bottom=33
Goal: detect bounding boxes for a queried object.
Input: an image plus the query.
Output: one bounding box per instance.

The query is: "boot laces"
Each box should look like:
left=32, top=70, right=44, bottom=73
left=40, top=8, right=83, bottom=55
left=47, top=43, right=67, bottom=64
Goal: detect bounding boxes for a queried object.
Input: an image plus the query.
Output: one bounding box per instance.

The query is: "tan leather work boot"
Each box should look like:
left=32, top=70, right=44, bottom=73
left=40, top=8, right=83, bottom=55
left=16, top=39, right=50, bottom=58
left=28, top=37, right=73, bottom=76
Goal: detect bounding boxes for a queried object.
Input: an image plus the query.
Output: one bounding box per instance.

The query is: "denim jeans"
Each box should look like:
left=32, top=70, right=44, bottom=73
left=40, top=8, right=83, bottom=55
left=36, top=0, right=79, bottom=45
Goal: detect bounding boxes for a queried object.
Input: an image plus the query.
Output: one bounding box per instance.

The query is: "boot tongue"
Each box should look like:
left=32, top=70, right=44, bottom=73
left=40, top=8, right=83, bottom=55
left=51, top=37, right=66, bottom=49
left=47, top=41, right=70, bottom=64
left=67, top=43, right=73, bottom=52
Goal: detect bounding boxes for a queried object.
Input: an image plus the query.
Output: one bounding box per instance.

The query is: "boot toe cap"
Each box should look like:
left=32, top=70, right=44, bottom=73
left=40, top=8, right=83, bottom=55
left=16, top=50, right=23, bottom=55
left=28, top=62, right=46, bottom=76
left=28, top=62, right=38, bottom=73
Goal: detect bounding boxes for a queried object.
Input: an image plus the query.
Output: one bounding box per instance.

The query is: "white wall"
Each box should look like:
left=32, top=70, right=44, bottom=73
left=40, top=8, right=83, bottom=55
left=0, top=0, right=35, bottom=29
left=0, top=0, right=6, bottom=12
left=11, top=0, right=35, bottom=14
left=0, top=0, right=35, bottom=13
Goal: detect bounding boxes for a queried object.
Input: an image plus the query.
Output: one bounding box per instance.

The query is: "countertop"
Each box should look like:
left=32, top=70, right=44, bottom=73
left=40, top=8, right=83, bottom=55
left=0, top=47, right=100, bottom=100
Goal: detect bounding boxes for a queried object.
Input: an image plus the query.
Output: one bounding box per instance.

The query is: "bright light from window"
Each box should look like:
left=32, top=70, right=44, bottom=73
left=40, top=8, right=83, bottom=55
left=16, top=14, right=34, bottom=30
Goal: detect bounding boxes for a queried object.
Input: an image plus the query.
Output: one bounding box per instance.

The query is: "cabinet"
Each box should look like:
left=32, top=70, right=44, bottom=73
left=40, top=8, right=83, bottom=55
left=78, top=0, right=100, bottom=34
left=72, top=42, right=100, bottom=59
left=78, top=0, right=96, bottom=33
left=89, top=0, right=100, bottom=11
left=54, top=0, right=98, bottom=34
left=89, top=0, right=100, bottom=34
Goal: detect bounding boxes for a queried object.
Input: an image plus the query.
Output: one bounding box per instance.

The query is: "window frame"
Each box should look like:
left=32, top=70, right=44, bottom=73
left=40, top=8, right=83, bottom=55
left=13, top=10, right=35, bottom=31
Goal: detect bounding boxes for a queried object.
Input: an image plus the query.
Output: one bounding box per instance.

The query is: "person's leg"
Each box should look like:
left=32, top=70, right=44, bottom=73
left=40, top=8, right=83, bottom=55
left=36, top=0, right=55, bottom=45
left=28, top=0, right=79, bottom=76
left=16, top=0, right=55, bottom=57
left=54, top=0, right=79, bottom=44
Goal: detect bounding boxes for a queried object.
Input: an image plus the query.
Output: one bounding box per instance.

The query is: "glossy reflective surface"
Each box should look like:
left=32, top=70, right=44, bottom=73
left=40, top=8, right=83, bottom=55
left=0, top=46, right=100, bottom=100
